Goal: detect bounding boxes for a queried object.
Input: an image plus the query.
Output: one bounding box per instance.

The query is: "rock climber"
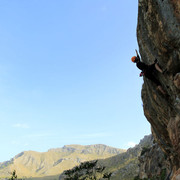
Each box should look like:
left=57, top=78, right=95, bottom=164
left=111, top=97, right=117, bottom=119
left=131, top=50, right=166, bottom=95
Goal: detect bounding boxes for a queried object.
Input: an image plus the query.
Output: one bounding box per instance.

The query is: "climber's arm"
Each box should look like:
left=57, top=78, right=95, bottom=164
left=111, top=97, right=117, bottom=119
left=135, top=49, right=140, bottom=61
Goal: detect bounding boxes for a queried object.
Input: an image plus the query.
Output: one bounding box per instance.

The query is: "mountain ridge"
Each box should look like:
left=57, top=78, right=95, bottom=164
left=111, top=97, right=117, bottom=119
left=23, top=135, right=154, bottom=180
left=0, top=144, right=125, bottom=178
left=59, top=135, right=153, bottom=180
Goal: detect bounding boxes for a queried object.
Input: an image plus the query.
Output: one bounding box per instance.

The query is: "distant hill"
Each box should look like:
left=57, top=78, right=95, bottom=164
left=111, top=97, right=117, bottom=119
left=59, top=135, right=153, bottom=180
left=0, top=144, right=125, bottom=179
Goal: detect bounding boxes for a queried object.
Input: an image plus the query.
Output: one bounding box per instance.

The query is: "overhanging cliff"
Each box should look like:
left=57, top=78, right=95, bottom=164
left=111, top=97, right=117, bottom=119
left=137, top=0, right=180, bottom=178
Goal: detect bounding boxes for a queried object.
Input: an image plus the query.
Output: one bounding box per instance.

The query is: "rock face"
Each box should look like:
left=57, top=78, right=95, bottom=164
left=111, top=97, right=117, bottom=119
left=138, top=141, right=171, bottom=179
left=137, top=0, right=180, bottom=178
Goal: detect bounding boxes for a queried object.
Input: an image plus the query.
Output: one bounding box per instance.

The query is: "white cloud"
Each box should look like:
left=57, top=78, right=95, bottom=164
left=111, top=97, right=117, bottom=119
left=127, top=142, right=136, bottom=148
left=13, top=123, right=30, bottom=129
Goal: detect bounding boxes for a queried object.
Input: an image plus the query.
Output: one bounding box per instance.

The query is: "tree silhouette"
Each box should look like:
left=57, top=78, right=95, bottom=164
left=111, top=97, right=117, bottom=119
left=9, top=170, right=17, bottom=180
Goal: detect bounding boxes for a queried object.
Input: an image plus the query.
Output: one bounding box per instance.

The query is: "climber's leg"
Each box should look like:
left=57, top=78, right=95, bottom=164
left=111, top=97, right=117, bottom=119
left=145, top=73, right=166, bottom=95
left=155, top=63, right=163, bottom=73
left=157, top=85, right=166, bottom=95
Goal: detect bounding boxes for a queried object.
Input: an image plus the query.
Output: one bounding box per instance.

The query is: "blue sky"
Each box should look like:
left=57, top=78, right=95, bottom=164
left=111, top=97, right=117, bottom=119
left=0, top=0, right=150, bottom=162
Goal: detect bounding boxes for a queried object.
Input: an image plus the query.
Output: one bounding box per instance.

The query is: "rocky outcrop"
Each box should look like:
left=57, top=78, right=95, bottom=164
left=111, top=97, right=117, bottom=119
left=137, top=141, right=171, bottom=179
left=137, top=0, right=180, bottom=178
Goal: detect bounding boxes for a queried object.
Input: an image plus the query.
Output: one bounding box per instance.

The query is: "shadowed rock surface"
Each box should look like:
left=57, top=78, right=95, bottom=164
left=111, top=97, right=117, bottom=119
left=137, top=141, right=171, bottom=179
left=137, top=0, right=180, bottom=178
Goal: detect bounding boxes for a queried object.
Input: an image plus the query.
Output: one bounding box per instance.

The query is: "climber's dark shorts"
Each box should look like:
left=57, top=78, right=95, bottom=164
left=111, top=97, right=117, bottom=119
left=138, top=62, right=161, bottom=86
left=145, top=74, right=161, bottom=86
left=144, top=64, right=161, bottom=86
left=148, top=63, right=156, bottom=72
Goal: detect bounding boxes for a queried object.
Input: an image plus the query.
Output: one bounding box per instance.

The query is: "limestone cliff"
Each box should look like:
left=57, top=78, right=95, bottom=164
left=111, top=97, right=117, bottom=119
left=137, top=0, right=180, bottom=178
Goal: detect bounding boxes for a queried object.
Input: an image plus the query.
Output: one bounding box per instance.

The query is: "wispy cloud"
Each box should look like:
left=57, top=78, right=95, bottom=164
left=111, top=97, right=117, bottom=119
left=11, top=140, right=19, bottom=145
left=82, top=133, right=110, bottom=138
left=24, top=143, right=29, bottom=147
left=27, top=133, right=109, bottom=139
left=66, top=133, right=111, bottom=140
left=126, top=142, right=136, bottom=148
left=27, top=133, right=53, bottom=138
left=13, top=123, right=30, bottom=129
left=11, top=141, right=29, bottom=147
